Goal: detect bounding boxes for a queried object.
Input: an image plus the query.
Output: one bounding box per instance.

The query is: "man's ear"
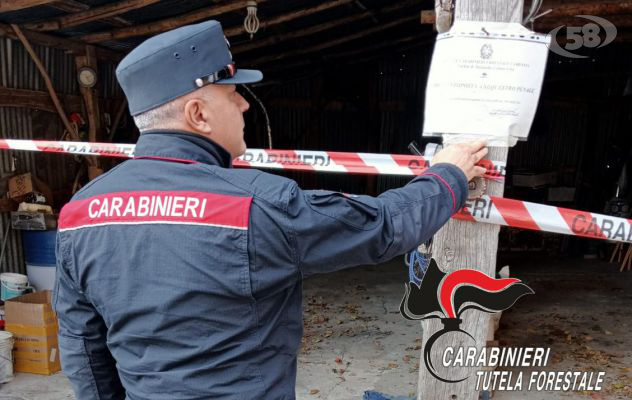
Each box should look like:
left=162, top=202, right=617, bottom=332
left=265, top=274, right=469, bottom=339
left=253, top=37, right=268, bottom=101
left=183, top=98, right=212, bottom=134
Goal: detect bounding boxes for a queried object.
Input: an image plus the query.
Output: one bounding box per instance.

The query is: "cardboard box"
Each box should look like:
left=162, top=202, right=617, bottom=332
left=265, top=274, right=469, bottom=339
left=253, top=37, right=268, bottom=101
left=11, top=211, right=57, bottom=230
left=8, top=173, right=54, bottom=205
left=5, top=291, right=61, bottom=375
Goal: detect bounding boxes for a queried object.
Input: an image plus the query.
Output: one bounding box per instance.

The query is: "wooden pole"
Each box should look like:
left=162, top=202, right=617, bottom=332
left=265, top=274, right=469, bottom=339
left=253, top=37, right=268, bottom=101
left=75, top=47, right=100, bottom=143
left=75, top=46, right=100, bottom=170
left=107, top=99, right=127, bottom=142
left=10, top=24, right=79, bottom=141
left=416, top=1, right=522, bottom=399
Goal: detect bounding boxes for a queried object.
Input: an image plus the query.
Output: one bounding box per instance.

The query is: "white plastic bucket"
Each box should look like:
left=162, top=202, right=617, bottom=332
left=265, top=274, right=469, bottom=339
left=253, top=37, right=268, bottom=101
left=26, top=264, right=56, bottom=291
left=0, top=273, right=29, bottom=301
left=0, top=330, right=14, bottom=383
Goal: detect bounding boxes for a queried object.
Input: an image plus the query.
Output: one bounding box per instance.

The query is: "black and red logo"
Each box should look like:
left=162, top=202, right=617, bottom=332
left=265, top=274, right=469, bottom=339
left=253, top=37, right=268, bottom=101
left=400, top=259, right=533, bottom=383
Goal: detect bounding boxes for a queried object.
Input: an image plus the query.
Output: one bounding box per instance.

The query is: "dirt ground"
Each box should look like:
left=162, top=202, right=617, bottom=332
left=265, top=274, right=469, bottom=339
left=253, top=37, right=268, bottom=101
left=295, top=252, right=632, bottom=400
left=1, top=252, right=631, bottom=400
left=491, top=253, right=632, bottom=400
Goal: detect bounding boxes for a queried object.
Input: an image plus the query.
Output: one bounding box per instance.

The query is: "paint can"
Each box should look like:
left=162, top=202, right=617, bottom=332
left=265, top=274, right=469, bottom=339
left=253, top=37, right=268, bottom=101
left=0, top=273, right=29, bottom=301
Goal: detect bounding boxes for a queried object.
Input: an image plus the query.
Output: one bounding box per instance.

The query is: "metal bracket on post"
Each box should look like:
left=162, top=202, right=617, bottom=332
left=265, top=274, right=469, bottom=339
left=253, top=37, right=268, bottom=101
left=435, top=0, right=456, bottom=33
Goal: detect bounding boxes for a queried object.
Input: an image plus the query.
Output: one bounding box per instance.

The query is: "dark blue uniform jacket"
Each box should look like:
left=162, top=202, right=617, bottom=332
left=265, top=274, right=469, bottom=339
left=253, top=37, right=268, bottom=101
left=54, top=130, right=468, bottom=399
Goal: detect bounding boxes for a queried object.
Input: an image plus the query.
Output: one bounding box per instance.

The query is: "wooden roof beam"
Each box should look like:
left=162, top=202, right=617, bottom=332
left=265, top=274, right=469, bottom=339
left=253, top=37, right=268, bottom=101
left=50, top=0, right=132, bottom=27
left=26, top=0, right=161, bottom=31
left=545, top=1, right=632, bottom=18
left=535, top=15, right=632, bottom=31
left=0, top=22, right=122, bottom=62
left=79, top=0, right=268, bottom=44
left=0, top=0, right=56, bottom=13
left=224, top=0, right=355, bottom=37
left=420, top=1, right=632, bottom=25
left=233, top=0, right=424, bottom=54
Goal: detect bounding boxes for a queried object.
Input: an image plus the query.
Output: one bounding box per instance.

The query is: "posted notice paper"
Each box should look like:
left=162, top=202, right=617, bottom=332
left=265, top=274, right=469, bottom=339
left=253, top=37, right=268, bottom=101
left=423, top=21, right=551, bottom=147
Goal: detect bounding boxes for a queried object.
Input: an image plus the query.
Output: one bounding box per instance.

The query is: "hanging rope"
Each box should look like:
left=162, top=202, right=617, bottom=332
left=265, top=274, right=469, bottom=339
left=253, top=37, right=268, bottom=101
left=241, top=85, right=273, bottom=149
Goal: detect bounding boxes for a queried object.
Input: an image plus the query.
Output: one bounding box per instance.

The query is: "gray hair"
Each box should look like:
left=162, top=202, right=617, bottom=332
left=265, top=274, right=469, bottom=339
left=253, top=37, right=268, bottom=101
left=132, top=99, right=183, bottom=131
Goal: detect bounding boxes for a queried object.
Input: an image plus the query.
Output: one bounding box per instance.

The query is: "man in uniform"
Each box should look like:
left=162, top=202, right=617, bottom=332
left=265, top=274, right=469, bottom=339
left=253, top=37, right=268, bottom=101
left=54, top=20, right=487, bottom=399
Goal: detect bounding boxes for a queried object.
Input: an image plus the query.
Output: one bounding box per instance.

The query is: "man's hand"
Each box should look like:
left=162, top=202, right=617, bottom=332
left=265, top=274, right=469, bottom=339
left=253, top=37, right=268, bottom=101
left=431, top=141, right=488, bottom=181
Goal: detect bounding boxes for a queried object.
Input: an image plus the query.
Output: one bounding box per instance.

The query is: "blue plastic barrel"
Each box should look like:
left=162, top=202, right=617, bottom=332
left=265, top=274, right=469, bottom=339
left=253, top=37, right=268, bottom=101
left=21, top=230, right=57, bottom=266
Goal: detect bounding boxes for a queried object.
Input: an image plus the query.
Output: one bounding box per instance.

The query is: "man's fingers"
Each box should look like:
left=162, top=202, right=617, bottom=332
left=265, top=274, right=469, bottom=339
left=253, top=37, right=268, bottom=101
left=472, top=166, right=487, bottom=178
left=472, top=147, right=488, bottom=163
left=467, top=140, right=487, bottom=153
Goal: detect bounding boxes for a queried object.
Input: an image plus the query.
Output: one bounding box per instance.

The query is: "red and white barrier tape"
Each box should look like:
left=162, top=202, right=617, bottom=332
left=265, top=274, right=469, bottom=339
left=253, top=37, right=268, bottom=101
left=1, top=138, right=626, bottom=243
left=455, top=196, right=632, bottom=244
left=0, top=139, right=506, bottom=178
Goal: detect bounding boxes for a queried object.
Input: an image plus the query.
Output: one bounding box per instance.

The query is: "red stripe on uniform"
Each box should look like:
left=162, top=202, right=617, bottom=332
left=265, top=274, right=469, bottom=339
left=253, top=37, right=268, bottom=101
left=327, top=151, right=379, bottom=175
left=59, top=191, right=252, bottom=231
left=492, top=197, right=540, bottom=231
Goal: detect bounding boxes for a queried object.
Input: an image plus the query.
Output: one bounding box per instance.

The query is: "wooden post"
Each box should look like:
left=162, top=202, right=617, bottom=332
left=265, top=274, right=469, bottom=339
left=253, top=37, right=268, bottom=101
left=75, top=45, right=101, bottom=173
left=417, top=1, right=523, bottom=399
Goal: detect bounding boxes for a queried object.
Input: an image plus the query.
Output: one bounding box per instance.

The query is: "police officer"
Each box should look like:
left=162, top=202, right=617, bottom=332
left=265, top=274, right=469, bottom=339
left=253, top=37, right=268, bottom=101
left=54, top=20, right=487, bottom=400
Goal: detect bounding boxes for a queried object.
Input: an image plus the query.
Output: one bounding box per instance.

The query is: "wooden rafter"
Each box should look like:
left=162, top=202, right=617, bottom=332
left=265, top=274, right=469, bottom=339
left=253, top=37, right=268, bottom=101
left=534, top=15, right=632, bottom=30
left=544, top=1, right=632, bottom=18
left=248, top=14, right=419, bottom=66
left=0, top=22, right=122, bottom=62
left=79, top=1, right=267, bottom=44
left=26, top=0, right=162, bottom=31
left=224, top=0, right=355, bottom=37
left=49, top=0, right=132, bottom=27
left=327, top=32, right=432, bottom=62
left=421, top=1, right=632, bottom=25
left=233, top=0, right=424, bottom=54
left=0, top=86, right=121, bottom=114
left=50, top=0, right=91, bottom=12
left=265, top=32, right=432, bottom=76
left=0, top=86, right=83, bottom=113
left=0, top=0, right=56, bottom=13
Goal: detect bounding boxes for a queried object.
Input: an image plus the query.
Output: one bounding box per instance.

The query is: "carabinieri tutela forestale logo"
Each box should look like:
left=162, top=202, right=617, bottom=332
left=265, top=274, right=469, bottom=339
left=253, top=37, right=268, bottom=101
left=399, top=260, right=607, bottom=393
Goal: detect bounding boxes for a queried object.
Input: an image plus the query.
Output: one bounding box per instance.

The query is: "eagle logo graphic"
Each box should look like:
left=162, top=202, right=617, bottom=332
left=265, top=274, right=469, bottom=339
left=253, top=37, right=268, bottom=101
left=480, top=43, right=494, bottom=59
left=400, top=259, right=533, bottom=383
